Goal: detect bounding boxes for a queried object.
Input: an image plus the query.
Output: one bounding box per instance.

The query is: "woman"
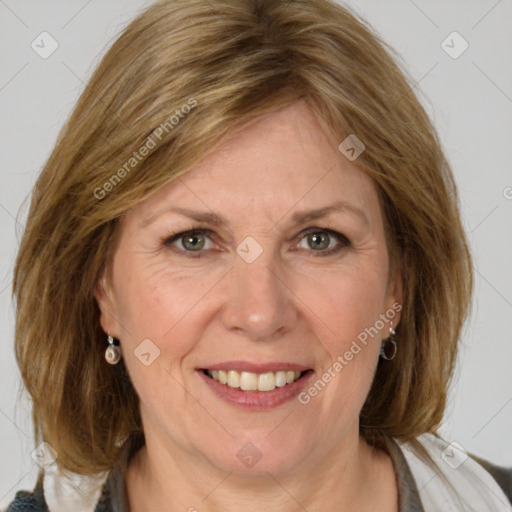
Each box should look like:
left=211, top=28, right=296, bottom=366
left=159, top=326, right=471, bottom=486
left=6, top=0, right=511, bottom=510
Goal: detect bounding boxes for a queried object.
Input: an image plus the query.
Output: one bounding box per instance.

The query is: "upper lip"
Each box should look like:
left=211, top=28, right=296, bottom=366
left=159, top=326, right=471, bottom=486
left=200, top=361, right=312, bottom=373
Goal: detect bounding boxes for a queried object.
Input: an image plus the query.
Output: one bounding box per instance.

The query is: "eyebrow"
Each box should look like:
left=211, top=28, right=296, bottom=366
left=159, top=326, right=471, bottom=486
left=141, top=201, right=368, bottom=229
left=141, top=207, right=224, bottom=228
left=288, top=202, right=368, bottom=227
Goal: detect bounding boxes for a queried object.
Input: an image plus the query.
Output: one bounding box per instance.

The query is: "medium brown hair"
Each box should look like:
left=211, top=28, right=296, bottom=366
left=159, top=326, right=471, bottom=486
left=13, top=0, right=472, bottom=474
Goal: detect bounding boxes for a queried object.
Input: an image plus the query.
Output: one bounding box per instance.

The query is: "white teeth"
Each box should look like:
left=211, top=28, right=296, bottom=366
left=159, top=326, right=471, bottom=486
left=227, top=370, right=240, bottom=388
left=240, top=371, right=258, bottom=391
left=275, top=371, right=287, bottom=387
left=218, top=370, right=228, bottom=384
left=205, top=369, right=304, bottom=391
left=258, top=372, right=275, bottom=391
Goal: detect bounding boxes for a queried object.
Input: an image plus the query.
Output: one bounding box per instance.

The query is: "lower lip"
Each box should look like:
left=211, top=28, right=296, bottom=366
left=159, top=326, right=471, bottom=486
left=197, top=370, right=314, bottom=411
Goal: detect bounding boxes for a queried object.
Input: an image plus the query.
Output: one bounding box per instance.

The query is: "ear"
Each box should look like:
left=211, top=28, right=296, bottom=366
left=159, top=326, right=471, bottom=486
left=387, top=273, right=403, bottom=327
left=386, top=251, right=405, bottom=327
left=94, top=269, right=120, bottom=337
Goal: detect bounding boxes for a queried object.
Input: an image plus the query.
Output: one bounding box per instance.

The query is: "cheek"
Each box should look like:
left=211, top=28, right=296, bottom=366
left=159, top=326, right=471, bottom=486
left=112, top=252, right=225, bottom=360
left=301, top=258, right=389, bottom=344
left=112, top=267, right=214, bottom=408
left=294, top=258, right=389, bottom=408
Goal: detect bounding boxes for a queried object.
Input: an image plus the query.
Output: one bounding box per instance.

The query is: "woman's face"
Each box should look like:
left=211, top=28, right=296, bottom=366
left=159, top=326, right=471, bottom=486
left=96, top=100, right=402, bottom=476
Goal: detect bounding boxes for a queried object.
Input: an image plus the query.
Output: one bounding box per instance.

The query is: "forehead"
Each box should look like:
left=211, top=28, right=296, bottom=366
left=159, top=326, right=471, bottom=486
left=131, top=101, right=381, bottom=229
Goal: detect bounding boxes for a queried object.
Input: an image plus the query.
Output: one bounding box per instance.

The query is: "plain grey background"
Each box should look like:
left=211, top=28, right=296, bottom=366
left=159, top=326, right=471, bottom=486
left=1, top=0, right=511, bottom=506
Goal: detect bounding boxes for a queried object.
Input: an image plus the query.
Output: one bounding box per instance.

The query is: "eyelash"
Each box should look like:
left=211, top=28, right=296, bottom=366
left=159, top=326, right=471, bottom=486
left=162, top=227, right=351, bottom=258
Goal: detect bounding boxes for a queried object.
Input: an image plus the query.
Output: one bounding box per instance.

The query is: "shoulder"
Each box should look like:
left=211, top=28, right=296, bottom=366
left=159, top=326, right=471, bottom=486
left=399, top=434, right=512, bottom=510
left=3, top=467, right=113, bottom=512
left=471, top=454, right=512, bottom=504
left=4, top=476, right=47, bottom=512
left=4, top=441, right=134, bottom=512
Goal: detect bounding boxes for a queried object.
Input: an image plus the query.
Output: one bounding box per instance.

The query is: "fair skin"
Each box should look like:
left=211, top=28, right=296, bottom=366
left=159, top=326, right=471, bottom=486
left=96, top=101, right=402, bottom=511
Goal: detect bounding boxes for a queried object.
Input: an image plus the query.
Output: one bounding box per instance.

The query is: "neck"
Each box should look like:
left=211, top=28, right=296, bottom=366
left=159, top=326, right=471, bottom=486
left=125, top=430, right=398, bottom=511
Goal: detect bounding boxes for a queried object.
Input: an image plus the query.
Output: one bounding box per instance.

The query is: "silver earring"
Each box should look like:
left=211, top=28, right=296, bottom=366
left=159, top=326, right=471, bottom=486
left=105, top=334, right=122, bottom=365
left=380, top=325, right=397, bottom=361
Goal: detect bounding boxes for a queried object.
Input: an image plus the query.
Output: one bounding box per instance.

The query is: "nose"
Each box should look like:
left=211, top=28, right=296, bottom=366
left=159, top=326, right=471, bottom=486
left=221, top=252, right=298, bottom=342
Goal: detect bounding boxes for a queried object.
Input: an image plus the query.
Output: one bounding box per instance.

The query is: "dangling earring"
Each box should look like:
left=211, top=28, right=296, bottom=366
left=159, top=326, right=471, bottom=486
left=380, top=325, right=397, bottom=361
left=105, top=334, right=122, bottom=365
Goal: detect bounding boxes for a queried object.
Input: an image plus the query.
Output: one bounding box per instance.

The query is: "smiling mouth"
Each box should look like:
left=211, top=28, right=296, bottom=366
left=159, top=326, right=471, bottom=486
left=202, top=369, right=311, bottom=392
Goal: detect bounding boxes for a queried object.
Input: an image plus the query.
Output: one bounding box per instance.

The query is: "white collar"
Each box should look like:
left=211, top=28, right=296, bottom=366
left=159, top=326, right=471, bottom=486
left=400, top=433, right=511, bottom=512
left=43, top=463, right=108, bottom=512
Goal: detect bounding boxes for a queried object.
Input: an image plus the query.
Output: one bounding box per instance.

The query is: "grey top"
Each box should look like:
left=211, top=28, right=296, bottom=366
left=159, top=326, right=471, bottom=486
left=5, top=439, right=512, bottom=511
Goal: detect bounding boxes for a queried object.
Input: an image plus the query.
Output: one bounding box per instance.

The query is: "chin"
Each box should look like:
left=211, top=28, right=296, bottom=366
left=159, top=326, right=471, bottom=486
left=200, top=431, right=315, bottom=477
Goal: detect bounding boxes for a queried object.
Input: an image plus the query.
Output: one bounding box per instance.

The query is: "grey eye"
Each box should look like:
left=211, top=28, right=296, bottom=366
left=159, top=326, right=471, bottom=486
left=180, top=233, right=206, bottom=251
left=295, top=228, right=350, bottom=255
left=307, top=232, right=330, bottom=250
